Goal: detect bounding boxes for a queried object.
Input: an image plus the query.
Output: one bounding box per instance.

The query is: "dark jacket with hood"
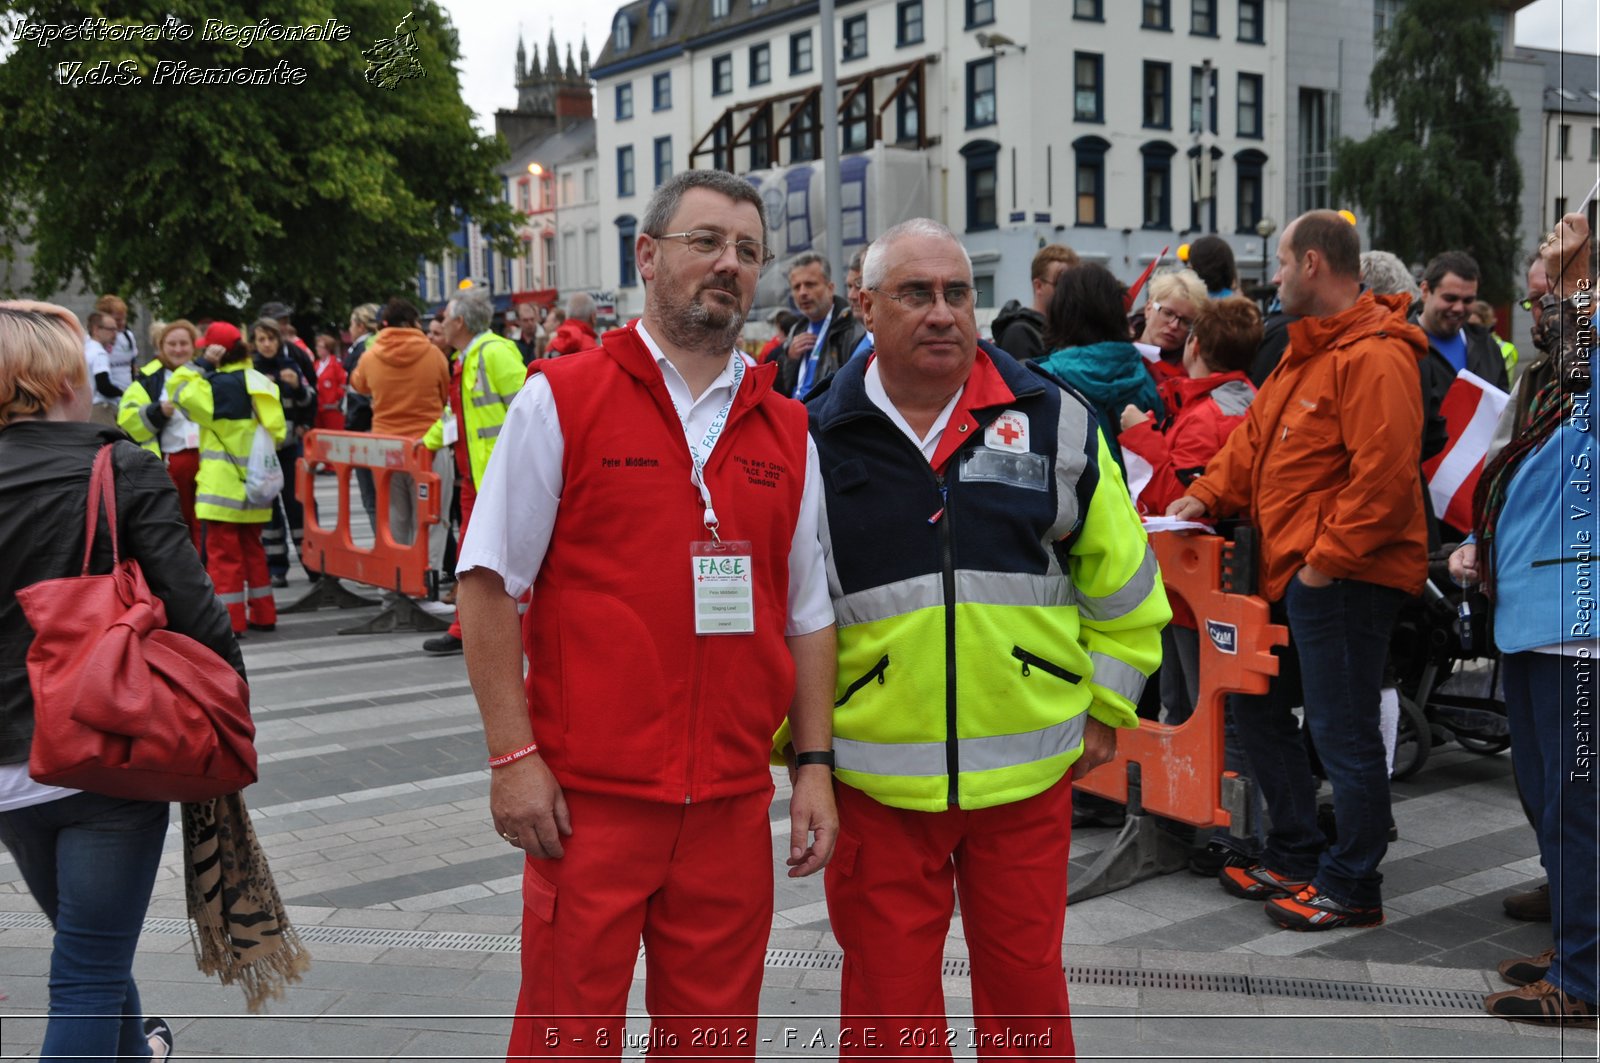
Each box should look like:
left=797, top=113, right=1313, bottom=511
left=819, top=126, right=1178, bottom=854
left=990, top=300, right=1046, bottom=363
left=775, top=294, right=866, bottom=398
left=0, top=423, right=245, bottom=764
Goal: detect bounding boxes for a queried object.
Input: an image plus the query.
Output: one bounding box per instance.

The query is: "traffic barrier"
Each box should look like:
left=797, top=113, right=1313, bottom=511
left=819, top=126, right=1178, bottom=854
left=290, top=429, right=448, bottom=635
left=1069, top=529, right=1288, bottom=902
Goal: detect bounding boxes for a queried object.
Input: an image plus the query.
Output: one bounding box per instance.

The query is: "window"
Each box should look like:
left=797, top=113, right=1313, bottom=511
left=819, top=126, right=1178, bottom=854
left=843, top=14, right=868, bottom=61
left=649, top=0, right=669, bottom=39
left=711, top=0, right=729, bottom=17
left=1558, top=124, right=1571, bottom=159
left=1074, top=0, right=1102, bottom=20
left=967, top=58, right=996, bottom=128
left=1239, top=0, right=1264, bottom=42
left=617, top=215, right=637, bottom=288
left=653, top=72, right=671, bottom=111
left=1074, top=53, right=1102, bottom=123
left=1238, top=73, right=1263, bottom=138
left=1190, top=65, right=1217, bottom=133
left=1191, top=0, right=1216, bottom=35
left=517, top=180, right=530, bottom=211
left=1073, top=136, right=1109, bottom=227
left=750, top=43, right=770, bottom=85
left=1142, top=141, right=1176, bottom=229
left=654, top=137, right=672, bottom=187
left=560, top=172, right=574, bottom=206
left=1297, top=87, right=1332, bottom=212
left=1235, top=149, right=1266, bottom=233
left=615, top=83, right=633, bottom=120
left=750, top=111, right=772, bottom=169
left=790, top=99, right=818, bottom=162
left=790, top=30, right=813, bottom=75
left=1142, top=0, right=1170, bottom=30
left=897, top=1, right=924, bottom=45
left=712, top=54, right=733, bottom=96
left=1373, top=0, right=1402, bottom=43
left=843, top=91, right=872, bottom=152
left=961, top=140, right=1000, bottom=232
left=584, top=167, right=597, bottom=201
left=613, top=15, right=632, bottom=51
left=967, top=0, right=995, bottom=28
left=896, top=80, right=920, bottom=143
left=617, top=146, right=637, bottom=198
left=712, top=123, right=731, bottom=171
left=1143, top=62, right=1170, bottom=129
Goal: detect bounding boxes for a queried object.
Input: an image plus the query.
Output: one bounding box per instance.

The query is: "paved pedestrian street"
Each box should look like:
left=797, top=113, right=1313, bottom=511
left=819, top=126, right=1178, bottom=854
left=0, top=587, right=1593, bottom=1061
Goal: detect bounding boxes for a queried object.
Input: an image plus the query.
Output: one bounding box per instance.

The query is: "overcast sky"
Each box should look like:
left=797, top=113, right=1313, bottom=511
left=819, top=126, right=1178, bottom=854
left=446, top=0, right=1600, bottom=134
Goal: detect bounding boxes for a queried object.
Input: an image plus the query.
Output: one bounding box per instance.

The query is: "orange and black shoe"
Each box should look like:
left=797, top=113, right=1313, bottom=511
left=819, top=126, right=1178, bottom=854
left=1266, top=884, right=1384, bottom=930
left=1219, top=863, right=1310, bottom=900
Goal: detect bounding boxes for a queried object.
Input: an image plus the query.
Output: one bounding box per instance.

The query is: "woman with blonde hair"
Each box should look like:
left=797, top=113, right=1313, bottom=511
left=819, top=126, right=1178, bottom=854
left=0, top=301, right=237, bottom=1060
left=118, top=319, right=204, bottom=548
left=1136, top=269, right=1209, bottom=385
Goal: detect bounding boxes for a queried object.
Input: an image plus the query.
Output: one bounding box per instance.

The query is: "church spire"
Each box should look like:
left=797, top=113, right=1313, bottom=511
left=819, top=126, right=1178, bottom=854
left=546, top=28, right=561, bottom=77
left=580, top=37, right=590, bottom=77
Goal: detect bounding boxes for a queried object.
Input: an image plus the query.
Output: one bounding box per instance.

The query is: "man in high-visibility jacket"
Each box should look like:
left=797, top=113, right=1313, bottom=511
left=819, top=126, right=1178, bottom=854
left=808, top=218, right=1169, bottom=1058
left=421, top=288, right=525, bottom=655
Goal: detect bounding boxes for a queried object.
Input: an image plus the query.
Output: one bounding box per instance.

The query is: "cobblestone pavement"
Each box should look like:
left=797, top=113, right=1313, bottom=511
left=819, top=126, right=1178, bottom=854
left=0, top=572, right=1593, bottom=1060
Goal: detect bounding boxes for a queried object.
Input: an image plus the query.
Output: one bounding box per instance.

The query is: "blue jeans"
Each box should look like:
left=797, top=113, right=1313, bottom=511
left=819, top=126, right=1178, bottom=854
left=1233, top=577, right=1406, bottom=907
left=0, top=791, right=168, bottom=1060
left=1504, top=652, right=1598, bottom=1004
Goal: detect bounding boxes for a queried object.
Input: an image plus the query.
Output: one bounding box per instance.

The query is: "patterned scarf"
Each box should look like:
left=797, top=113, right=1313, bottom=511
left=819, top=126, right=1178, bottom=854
left=1472, top=374, right=1572, bottom=599
left=182, top=793, right=310, bottom=1012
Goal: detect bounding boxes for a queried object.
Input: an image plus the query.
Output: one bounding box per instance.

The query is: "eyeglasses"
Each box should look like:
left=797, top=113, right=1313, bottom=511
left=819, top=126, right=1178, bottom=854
left=1150, top=302, right=1194, bottom=330
left=869, top=285, right=975, bottom=311
left=653, top=230, right=775, bottom=271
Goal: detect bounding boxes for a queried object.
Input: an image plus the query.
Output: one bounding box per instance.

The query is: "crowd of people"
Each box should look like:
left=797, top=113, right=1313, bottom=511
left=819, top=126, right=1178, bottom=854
left=0, top=179, right=1592, bottom=1060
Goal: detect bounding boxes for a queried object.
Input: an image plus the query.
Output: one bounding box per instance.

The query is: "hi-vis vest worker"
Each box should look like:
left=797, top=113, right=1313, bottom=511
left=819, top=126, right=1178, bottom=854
left=118, top=359, right=177, bottom=457
left=170, top=355, right=286, bottom=523
left=425, top=329, right=524, bottom=486
left=807, top=348, right=1170, bottom=813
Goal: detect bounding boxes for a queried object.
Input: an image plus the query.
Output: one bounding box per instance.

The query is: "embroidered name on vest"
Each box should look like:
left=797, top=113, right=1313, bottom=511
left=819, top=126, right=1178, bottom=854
left=601, top=456, right=661, bottom=468
left=734, top=455, right=787, bottom=488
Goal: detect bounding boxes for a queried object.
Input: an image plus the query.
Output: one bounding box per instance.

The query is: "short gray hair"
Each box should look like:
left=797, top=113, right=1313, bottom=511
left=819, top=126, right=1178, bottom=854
left=861, top=218, right=971, bottom=290
left=447, top=291, right=493, bottom=335
left=567, top=291, right=597, bottom=321
left=788, top=250, right=830, bottom=282
left=847, top=246, right=869, bottom=274
left=641, top=170, right=768, bottom=239
left=1360, top=250, right=1420, bottom=298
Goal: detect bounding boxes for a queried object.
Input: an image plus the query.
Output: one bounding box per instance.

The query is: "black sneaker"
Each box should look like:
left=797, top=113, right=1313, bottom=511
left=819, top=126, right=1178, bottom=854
left=1189, top=839, right=1255, bottom=877
left=143, top=1016, right=174, bottom=1060
left=1219, top=863, right=1310, bottom=900
left=423, top=634, right=464, bottom=656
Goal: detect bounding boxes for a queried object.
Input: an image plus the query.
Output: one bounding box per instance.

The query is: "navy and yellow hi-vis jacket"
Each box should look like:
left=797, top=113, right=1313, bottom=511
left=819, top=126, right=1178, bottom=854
left=117, top=359, right=173, bottom=456
left=169, top=360, right=286, bottom=524
left=806, top=348, right=1169, bottom=812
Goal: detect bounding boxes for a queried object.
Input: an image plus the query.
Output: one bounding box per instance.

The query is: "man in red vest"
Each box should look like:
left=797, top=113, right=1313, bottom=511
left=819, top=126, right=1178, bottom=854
left=456, top=169, right=838, bottom=1059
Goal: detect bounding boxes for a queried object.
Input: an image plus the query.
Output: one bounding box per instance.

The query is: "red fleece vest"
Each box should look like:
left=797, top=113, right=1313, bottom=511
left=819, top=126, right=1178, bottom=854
left=527, top=326, right=809, bottom=803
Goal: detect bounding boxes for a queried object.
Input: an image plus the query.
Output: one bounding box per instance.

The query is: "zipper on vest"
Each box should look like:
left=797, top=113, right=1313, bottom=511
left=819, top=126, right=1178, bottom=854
left=834, top=654, right=889, bottom=707
left=936, top=472, right=959, bottom=809
left=1011, top=646, right=1082, bottom=684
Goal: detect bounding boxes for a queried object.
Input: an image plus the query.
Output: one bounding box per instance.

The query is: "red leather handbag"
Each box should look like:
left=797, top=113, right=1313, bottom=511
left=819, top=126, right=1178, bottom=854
left=16, top=444, right=256, bottom=802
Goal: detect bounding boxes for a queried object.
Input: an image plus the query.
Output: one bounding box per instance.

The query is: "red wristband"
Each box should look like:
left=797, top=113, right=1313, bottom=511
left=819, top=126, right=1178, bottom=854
left=488, top=741, right=539, bottom=769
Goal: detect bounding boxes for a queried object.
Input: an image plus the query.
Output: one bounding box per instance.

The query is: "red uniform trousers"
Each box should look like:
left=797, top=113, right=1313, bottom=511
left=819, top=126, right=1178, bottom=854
left=203, top=520, right=276, bottom=633
left=446, top=471, right=476, bottom=639
left=507, top=788, right=773, bottom=1062
left=164, top=448, right=201, bottom=552
left=825, top=775, right=1077, bottom=1061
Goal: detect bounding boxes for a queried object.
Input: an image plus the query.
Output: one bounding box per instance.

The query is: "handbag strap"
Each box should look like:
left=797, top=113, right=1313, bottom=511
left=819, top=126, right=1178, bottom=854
left=81, top=444, right=120, bottom=575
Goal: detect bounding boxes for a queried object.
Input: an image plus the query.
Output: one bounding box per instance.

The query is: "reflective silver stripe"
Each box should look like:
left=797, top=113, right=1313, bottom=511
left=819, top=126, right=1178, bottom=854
left=247, top=586, right=275, bottom=600
left=835, top=715, right=1088, bottom=778
left=1047, top=393, right=1093, bottom=551
left=216, top=590, right=246, bottom=604
left=470, top=393, right=502, bottom=408
left=136, top=403, right=160, bottom=435
left=201, top=448, right=247, bottom=468
left=1089, top=652, right=1148, bottom=704
left=1073, top=547, right=1159, bottom=622
left=169, top=379, right=190, bottom=403
left=476, top=424, right=501, bottom=440
left=196, top=493, right=252, bottom=510
left=833, top=571, right=1071, bottom=627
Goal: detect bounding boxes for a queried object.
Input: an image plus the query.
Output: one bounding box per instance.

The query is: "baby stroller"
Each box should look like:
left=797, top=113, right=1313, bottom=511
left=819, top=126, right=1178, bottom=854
left=1385, top=552, right=1508, bottom=780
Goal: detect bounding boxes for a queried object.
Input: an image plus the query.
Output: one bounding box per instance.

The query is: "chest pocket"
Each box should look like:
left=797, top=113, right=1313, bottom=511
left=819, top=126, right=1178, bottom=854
left=1279, top=398, right=1341, bottom=450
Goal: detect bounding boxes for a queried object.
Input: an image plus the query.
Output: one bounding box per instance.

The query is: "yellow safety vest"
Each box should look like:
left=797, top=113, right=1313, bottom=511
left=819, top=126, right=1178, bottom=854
left=169, top=361, right=286, bottom=523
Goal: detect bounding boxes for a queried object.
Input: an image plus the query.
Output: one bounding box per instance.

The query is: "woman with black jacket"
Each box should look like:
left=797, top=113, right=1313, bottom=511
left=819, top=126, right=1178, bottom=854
left=250, top=317, right=315, bottom=584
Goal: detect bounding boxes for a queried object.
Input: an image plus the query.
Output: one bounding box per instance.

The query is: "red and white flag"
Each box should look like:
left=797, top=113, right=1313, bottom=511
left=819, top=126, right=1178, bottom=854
left=1422, top=370, right=1510, bottom=531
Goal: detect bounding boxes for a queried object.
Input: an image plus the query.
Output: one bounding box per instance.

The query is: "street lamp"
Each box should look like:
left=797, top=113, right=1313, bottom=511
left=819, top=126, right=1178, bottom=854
left=1255, top=216, right=1277, bottom=284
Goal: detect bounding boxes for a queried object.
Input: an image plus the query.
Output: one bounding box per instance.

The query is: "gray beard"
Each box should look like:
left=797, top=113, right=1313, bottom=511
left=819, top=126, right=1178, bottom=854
left=652, top=290, right=746, bottom=353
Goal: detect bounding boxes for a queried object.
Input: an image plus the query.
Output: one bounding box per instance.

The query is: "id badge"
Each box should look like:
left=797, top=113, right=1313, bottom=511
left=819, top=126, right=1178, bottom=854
left=691, top=539, right=755, bottom=635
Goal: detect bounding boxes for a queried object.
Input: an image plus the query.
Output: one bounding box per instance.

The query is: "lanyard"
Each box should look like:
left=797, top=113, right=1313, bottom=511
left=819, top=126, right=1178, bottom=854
left=675, top=355, right=746, bottom=543
left=796, top=308, right=834, bottom=397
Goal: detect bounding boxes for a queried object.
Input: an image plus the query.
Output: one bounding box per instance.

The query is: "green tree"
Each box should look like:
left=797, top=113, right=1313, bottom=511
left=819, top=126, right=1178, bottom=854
left=1331, top=0, right=1521, bottom=302
left=0, top=0, right=519, bottom=319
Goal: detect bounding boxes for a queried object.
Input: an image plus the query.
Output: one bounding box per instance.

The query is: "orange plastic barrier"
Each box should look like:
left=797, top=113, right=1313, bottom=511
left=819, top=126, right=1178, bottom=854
left=1072, top=530, right=1288, bottom=830
left=297, top=430, right=442, bottom=600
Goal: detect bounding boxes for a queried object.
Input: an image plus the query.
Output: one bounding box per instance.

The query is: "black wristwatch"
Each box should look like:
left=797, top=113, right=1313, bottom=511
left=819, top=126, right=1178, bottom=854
left=794, top=750, right=835, bottom=769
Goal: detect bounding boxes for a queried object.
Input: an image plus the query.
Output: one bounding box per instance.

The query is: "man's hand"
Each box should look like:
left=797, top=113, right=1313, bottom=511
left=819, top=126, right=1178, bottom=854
left=1073, top=717, right=1117, bottom=778
left=1296, top=564, right=1334, bottom=588
left=785, top=766, right=837, bottom=878
left=491, top=754, right=572, bottom=860
left=1120, top=404, right=1151, bottom=432
left=1166, top=496, right=1208, bottom=521
left=1448, top=543, right=1480, bottom=587
left=787, top=330, right=818, bottom=362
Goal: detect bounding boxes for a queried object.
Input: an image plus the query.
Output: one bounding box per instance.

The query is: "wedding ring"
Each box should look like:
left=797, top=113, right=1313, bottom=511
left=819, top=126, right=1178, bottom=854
left=500, top=831, right=517, bottom=842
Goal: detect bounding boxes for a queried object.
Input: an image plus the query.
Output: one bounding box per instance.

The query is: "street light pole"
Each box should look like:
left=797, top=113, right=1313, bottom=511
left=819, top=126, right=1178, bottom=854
left=818, top=0, right=844, bottom=285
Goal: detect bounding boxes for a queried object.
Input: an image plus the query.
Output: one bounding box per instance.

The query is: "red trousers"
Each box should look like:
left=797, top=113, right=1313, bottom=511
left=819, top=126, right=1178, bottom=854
left=447, top=474, right=477, bottom=639
left=506, top=788, right=773, bottom=1061
left=203, top=520, right=276, bottom=633
left=164, top=448, right=201, bottom=552
left=825, top=776, right=1077, bottom=1061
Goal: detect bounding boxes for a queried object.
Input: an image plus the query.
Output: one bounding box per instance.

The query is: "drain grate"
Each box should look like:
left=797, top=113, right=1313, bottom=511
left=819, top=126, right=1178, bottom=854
left=0, top=913, right=1486, bottom=1010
